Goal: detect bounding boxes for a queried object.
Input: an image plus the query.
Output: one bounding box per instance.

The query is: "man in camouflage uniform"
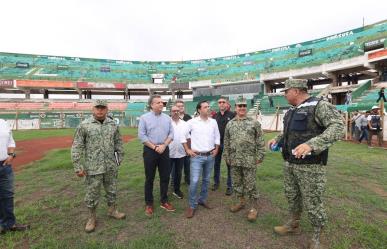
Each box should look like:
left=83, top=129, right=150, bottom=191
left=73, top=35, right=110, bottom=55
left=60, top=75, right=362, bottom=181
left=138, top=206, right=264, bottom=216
left=71, top=99, right=125, bottom=233
left=268, top=79, right=344, bottom=249
left=223, top=96, right=265, bottom=222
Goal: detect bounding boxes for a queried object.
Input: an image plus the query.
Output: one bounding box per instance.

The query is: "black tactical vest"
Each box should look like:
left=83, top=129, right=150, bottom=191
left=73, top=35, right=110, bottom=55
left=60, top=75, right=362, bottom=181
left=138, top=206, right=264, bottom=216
left=281, top=97, right=329, bottom=165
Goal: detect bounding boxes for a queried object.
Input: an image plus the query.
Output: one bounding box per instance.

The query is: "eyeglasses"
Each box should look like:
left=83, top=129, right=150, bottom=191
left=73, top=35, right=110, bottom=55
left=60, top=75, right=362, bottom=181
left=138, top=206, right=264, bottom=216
left=218, top=101, right=226, bottom=104
left=171, top=110, right=180, bottom=113
left=237, top=104, right=247, bottom=108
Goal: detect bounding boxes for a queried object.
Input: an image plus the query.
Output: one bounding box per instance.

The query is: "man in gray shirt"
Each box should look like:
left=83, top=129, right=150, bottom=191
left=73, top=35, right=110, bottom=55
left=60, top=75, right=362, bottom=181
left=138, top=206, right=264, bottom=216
left=138, top=95, right=175, bottom=217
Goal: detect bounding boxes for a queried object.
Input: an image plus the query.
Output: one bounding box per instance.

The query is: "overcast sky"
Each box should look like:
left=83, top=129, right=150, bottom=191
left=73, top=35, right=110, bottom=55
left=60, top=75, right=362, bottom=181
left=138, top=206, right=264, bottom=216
left=1, top=0, right=386, bottom=61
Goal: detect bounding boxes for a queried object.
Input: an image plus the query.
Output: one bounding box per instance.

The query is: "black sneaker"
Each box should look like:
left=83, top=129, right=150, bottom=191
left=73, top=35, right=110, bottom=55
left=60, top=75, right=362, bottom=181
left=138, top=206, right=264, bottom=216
left=225, top=187, right=233, bottom=196
left=173, top=191, right=184, bottom=199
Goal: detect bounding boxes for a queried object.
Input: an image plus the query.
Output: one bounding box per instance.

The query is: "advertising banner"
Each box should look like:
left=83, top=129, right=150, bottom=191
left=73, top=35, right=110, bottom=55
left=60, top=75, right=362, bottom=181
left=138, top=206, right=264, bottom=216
left=0, top=80, right=14, bottom=88
left=77, top=82, right=126, bottom=89
left=16, top=80, right=75, bottom=88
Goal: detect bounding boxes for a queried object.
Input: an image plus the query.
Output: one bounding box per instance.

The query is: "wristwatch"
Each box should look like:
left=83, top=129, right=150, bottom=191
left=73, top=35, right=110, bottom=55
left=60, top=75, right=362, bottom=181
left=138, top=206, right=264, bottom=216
left=8, top=152, right=16, bottom=158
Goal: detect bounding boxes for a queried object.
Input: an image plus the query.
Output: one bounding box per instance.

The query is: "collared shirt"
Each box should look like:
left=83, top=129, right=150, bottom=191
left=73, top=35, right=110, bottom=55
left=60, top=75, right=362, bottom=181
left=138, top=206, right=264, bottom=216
left=0, top=119, right=16, bottom=161
left=353, top=114, right=362, bottom=129
left=182, top=116, right=220, bottom=152
left=169, top=119, right=189, bottom=158
left=359, top=115, right=368, bottom=127
left=214, top=110, right=235, bottom=143
left=138, top=111, right=174, bottom=145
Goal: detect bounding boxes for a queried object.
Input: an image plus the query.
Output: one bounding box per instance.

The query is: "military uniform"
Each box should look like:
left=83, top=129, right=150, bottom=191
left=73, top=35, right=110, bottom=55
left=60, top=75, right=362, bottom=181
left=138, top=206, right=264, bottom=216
left=273, top=79, right=345, bottom=248
left=71, top=100, right=125, bottom=232
left=72, top=114, right=123, bottom=207
left=223, top=96, right=265, bottom=221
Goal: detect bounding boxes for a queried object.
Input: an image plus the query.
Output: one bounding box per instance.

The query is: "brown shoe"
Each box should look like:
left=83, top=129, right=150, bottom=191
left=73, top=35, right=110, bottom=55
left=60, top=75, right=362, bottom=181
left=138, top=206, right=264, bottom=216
left=274, top=213, right=301, bottom=235
left=230, top=197, right=246, bottom=213
left=185, top=207, right=195, bottom=218
left=145, top=205, right=154, bottom=217
left=198, top=201, right=213, bottom=209
left=247, top=208, right=258, bottom=222
left=9, top=224, right=30, bottom=232
left=85, top=208, right=97, bottom=233
left=107, top=205, right=126, bottom=219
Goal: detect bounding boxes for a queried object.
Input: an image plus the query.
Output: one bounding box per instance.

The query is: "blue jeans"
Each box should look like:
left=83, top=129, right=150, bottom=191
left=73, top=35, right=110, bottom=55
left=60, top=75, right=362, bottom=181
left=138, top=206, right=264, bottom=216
left=358, top=126, right=368, bottom=142
left=0, top=162, right=16, bottom=230
left=189, top=155, right=214, bottom=209
left=213, top=144, right=232, bottom=188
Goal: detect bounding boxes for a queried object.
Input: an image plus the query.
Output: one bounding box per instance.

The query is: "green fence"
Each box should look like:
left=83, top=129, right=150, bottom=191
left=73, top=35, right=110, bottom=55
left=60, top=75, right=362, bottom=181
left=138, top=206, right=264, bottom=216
left=0, top=111, right=139, bottom=130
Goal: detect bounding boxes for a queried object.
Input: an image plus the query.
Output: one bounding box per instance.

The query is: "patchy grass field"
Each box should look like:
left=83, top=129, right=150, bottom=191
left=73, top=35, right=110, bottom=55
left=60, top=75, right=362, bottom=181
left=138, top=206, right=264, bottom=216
left=1, top=128, right=386, bottom=249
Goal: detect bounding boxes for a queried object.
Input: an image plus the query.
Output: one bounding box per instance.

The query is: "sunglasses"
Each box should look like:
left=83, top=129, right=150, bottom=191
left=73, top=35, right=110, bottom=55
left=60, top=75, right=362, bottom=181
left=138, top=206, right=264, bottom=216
left=237, top=104, right=247, bottom=108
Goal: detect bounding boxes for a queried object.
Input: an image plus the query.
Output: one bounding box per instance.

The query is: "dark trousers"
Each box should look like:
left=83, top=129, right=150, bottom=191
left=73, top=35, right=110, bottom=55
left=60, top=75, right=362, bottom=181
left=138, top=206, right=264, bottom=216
left=213, top=145, right=232, bottom=188
left=368, top=129, right=383, bottom=147
left=143, top=147, right=171, bottom=206
left=170, top=158, right=184, bottom=192
left=0, top=162, right=16, bottom=230
left=183, top=156, right=190, bottom=184
left=358, top=126, right=369, bottom=142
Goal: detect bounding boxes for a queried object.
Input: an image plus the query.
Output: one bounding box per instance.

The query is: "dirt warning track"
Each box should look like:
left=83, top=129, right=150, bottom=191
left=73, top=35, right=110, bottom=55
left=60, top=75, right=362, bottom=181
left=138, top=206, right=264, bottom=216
left=13, top=135, right=135, bottom=171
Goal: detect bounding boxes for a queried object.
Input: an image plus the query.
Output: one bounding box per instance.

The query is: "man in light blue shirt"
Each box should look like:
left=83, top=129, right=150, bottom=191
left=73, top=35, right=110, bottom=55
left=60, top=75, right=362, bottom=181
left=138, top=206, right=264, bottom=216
left=138, top=95, right=175, bottom=217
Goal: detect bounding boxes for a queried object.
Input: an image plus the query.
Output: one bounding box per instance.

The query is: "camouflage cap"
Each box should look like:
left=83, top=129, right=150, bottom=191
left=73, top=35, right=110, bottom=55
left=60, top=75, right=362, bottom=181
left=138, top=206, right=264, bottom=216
left=93, top=99, right=108, bottom=107
left=235, top=96, right=247, bottom=105
left=280, top=79, right=308, bottom=92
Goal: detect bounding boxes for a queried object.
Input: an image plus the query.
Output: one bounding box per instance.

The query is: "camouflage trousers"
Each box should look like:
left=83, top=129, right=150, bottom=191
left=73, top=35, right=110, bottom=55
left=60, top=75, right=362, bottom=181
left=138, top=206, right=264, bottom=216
left=283, top=162, right=327, bottom=227
left=231, top=166, right=259, bottom=200
left=84, top=169, right=118, bottom=209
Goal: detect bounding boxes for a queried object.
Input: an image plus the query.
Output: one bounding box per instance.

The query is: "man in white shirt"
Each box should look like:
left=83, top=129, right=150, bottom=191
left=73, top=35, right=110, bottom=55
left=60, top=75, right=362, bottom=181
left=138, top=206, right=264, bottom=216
left=0, top=119, right=29, bottom=234
left=351, top=111, right=361, bottom=140
left=169, top=106, right=188, bottom=199
left=182, top=101, right=220, bottom=218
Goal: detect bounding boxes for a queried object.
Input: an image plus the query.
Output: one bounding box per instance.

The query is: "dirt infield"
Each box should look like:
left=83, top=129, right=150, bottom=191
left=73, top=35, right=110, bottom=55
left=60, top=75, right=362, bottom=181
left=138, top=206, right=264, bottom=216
left=13, top=135, right=135, bottom=172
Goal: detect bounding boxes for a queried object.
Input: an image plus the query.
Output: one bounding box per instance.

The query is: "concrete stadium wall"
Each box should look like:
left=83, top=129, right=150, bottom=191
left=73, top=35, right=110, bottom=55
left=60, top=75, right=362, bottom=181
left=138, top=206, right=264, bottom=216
left=0, top=111, right=139, bottom=130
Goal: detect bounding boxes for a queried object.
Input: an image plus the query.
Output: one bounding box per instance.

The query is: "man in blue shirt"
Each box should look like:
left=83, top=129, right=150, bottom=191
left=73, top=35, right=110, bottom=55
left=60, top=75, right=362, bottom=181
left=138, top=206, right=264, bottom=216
left=138, top=95, right=175, bottom=217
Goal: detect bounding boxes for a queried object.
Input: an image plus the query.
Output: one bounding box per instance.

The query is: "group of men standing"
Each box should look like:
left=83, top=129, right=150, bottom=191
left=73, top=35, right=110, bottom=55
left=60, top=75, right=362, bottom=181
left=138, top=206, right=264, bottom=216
left=70, top=79, right=345, bottom=249
left=351, top=105, right=384, bottom=148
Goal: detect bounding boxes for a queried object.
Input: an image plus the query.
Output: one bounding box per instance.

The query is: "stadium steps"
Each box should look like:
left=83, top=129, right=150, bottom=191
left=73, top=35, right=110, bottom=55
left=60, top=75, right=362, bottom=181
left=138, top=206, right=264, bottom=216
left=347, top=81, right=387, bottom=112
left=247, top=99, right=261, bottom=117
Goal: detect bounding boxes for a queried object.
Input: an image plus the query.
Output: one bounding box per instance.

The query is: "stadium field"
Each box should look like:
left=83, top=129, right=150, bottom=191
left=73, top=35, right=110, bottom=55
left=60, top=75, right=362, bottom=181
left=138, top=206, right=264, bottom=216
left=0, top=128, right=386, bottom=249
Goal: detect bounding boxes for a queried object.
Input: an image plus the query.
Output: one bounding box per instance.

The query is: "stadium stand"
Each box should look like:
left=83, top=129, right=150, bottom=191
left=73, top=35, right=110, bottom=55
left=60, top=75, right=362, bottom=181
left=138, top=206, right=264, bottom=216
left=1, top=20, right=387, bottom=132
left=1, top=20, right=386, bottom=84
